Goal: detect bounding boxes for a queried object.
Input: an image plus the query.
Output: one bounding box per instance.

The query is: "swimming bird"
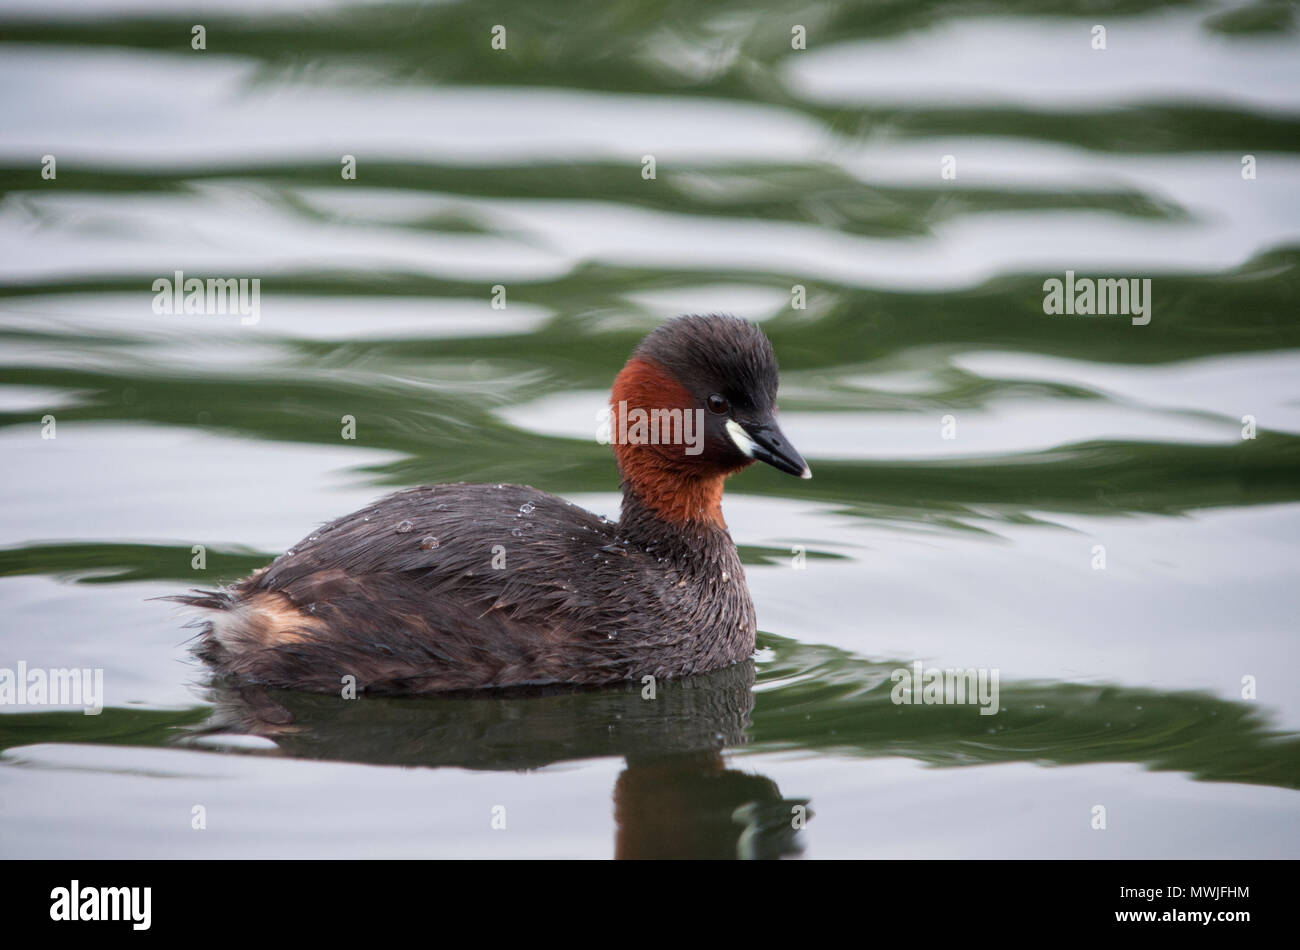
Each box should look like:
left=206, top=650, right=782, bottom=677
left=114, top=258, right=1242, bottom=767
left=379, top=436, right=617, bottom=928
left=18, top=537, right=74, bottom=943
left=177, top=314, right=809, bottom=694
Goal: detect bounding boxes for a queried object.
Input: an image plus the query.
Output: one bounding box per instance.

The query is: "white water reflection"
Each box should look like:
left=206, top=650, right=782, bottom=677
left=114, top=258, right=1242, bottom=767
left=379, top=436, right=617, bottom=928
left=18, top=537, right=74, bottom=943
left=785, top=10, right=1300, bottom=112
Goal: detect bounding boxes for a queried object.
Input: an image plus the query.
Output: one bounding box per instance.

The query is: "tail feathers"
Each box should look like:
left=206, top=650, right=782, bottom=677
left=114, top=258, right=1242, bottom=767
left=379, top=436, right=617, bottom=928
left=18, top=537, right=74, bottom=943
left=166, top=585, right=322, bottom=655
left=159, top=588, right=237, bottom=612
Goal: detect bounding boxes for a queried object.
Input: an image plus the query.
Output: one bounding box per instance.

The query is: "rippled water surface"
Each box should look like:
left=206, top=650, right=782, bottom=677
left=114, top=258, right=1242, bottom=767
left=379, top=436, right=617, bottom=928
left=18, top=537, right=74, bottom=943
left=2, top=0, right=1299, bottom=858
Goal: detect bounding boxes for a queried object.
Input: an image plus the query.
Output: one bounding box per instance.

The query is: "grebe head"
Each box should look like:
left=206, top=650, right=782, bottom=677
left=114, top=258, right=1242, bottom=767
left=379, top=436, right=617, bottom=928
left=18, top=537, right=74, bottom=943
left=610, top=314, right=810, bottom=527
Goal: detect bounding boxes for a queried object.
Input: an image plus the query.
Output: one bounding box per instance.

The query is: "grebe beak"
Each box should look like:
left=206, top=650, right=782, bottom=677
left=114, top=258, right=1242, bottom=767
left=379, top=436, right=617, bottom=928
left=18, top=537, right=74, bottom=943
left=725, top=418, right=812, bottom=479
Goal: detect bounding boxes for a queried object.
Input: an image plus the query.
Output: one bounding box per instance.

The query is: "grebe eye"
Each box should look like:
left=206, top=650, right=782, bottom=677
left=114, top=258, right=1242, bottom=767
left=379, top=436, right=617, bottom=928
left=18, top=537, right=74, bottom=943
left=707, top=393, right=729, bottom=415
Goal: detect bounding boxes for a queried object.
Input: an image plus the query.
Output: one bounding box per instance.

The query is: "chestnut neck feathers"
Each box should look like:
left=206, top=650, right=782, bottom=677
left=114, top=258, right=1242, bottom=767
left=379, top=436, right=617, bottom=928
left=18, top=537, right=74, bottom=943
left=610, top=356, right=731, bottom=530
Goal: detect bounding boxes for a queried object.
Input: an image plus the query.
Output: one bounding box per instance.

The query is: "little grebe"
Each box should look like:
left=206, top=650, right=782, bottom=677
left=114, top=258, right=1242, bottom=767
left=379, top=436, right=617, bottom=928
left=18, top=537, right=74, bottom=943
left=179, top=314, right=809, bottom=693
